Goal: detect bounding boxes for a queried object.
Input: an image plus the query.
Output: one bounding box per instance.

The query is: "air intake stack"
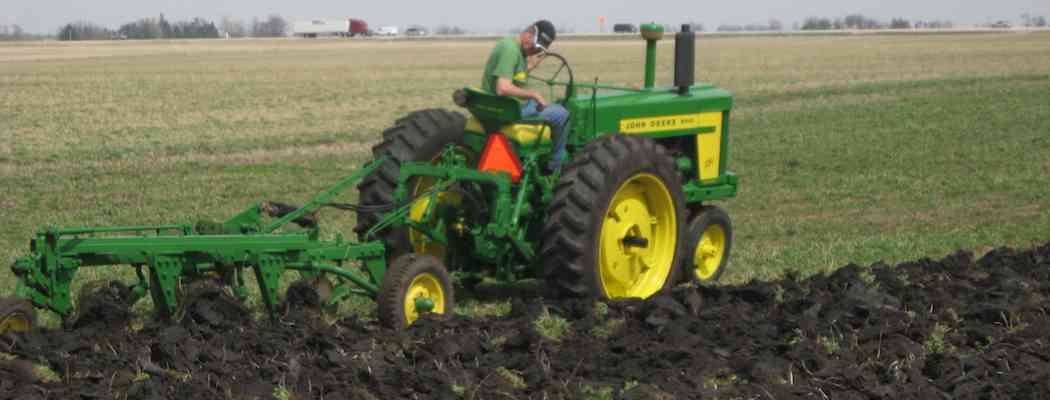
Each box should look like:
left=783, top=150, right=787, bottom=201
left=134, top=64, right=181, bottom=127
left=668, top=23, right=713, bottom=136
left=674, top=24, right=696, bottom=95
left=639, top=23, right=664, bottom=89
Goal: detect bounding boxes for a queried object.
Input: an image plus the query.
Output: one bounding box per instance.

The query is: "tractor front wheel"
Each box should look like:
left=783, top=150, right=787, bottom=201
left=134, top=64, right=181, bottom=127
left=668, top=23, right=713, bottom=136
left=540, top=134, right=686, bottom=299
left=377, top=253, right=455, bottom=329
left=0, top=297, right=35, bottom=334
left=683, top=205, right=732, bottom=282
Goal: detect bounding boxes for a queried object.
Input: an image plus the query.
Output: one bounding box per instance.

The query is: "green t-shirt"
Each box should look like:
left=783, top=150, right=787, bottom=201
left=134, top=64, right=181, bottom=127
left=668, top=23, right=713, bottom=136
left=481, top=37, right=527, bottom=95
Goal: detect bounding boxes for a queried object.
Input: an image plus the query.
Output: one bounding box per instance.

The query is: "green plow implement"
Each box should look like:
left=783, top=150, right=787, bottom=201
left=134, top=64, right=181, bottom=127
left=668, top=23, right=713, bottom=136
left=10, top=157, right=396, bottom=320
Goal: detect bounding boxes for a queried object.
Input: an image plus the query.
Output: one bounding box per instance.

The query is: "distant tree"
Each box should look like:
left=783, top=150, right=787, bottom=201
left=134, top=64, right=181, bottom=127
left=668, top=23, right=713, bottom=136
left=843, top=14, right=860, bottom=29
left=801, top=17, right=832, bottom=30
left=842, top=14, right=882, bottom=29
left=158, top=14, right=171, bottom=37
left=716, top=21, right=780, bottom=32
left=119, top=18, right=162, bottom=39
left=118, top=16, right=219, bottom=39
left=58, top=21, right=114, bottom=40
left=252, top=14, right=288, bottom=37
left=0, top=24, right=25, bottom=40
left=434, top=25, right=466, bottom=35
left=221, top=16, right=247, bottom=38
left=1035, top=16, right=1048, bottom=27
left=918, top=20, right=953, bottom=29
left=172, top=18, right=220, bottom=38
left=890, top=18, right=911, bottom=29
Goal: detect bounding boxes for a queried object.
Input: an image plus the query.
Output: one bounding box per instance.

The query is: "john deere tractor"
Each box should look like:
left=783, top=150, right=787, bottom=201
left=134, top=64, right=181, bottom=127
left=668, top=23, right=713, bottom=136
left=2, top=23, right=736, bottom=331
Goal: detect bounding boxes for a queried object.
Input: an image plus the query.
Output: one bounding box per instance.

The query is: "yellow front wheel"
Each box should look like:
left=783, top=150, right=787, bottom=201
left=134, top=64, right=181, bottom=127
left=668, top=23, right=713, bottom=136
left=684, top=206, right=733, bottom=282
left=377, top=254, right=455, bottom=329
left=0, top=297, right=36, bottom=334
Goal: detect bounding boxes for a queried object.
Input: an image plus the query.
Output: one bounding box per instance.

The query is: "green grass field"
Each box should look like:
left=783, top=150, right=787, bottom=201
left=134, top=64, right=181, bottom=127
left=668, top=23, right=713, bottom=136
left=2, top=33, right=1048, bottom=317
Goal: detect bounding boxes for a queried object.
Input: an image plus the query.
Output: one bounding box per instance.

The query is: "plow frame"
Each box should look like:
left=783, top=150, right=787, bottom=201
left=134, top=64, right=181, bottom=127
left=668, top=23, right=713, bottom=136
left=10, top=158, right=395, bottom=319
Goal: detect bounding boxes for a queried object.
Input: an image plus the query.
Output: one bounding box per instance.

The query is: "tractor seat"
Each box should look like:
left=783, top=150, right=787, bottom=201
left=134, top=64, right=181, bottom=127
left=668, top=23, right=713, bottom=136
left=465, top=117, right=551, bottom=146
left=456, top=87, right=552, bottom=146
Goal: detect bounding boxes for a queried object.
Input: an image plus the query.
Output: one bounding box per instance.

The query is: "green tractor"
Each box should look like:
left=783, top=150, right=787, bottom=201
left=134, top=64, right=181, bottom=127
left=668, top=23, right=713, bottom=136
left=2, top=23, right=736, bottom=331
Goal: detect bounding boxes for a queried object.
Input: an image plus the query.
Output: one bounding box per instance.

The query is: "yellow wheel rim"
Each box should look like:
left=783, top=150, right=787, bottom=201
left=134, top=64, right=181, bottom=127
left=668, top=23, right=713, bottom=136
left=403, top=272, right=446, bottom=325
left=694, top=224, right=726, bottom=280
left=0, top=313, right=31, bottom=333
left=408, top=176, right=462, bottom=260
left=598, top=173, right=677, bottom=298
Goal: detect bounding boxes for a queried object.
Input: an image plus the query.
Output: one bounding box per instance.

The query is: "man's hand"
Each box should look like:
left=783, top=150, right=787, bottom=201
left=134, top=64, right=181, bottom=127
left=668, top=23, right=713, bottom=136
left=531, top=92, right=548, bottom=111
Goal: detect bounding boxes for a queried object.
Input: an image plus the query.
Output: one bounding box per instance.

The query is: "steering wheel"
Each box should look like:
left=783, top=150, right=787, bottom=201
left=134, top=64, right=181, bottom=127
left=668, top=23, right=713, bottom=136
left=526, top=52, right=575, bottom=105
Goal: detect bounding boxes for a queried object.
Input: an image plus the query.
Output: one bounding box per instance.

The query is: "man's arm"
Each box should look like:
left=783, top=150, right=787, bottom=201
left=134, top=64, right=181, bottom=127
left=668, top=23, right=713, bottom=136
left=495, top=77, right=547, bottom=108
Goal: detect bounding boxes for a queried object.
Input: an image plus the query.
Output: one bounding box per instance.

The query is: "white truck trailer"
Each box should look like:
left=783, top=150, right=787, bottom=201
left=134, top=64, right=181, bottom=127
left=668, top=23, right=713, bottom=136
left=293, top=19, right=370, bottom=38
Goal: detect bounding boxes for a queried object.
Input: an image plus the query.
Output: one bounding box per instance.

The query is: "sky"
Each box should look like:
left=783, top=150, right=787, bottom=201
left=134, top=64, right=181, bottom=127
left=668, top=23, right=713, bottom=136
left=2, top=0, right=1049, bottom=34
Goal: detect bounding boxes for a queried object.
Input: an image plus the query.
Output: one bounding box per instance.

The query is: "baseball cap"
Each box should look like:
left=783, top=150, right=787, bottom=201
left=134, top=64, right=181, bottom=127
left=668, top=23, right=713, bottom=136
left=532, top=20, right=556, bottom=50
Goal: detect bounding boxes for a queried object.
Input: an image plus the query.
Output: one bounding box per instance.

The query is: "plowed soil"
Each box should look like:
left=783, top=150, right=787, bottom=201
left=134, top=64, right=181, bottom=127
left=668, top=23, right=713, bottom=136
left=2, top=243, right=1049, bottom=400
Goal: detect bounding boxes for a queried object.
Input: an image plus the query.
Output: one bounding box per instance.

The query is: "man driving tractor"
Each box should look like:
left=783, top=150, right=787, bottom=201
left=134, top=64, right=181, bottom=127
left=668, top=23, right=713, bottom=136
left=481, top=20, right=569, bottom=173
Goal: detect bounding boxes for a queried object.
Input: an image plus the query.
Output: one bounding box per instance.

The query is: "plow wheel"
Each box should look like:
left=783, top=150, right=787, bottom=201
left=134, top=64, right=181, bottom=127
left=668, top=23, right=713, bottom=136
left=353, top=108, right=468, bottom=260
left=540, top=134, right=686, bottom=299
left=0, top=297, right=36, bottom=334
left=684, top=206, right=732, bottom=282
left=377, top=253, right=454, bottom=329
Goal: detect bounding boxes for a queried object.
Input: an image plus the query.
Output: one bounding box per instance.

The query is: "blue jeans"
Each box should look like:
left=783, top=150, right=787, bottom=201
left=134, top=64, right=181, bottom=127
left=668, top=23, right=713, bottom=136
left=521, top=100, right=570, bottom=171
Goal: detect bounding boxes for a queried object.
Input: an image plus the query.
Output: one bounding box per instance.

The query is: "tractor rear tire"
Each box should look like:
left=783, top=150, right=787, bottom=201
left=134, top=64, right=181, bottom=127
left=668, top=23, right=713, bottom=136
left=539, top=134, right=687, bottom=299
left=0, top=297, right=36, bottom=334
left=353, top=109, right=467, bottom=255
left=377, top=253, right=454, bottom=329
left=682, top=205, right=732, bottom=283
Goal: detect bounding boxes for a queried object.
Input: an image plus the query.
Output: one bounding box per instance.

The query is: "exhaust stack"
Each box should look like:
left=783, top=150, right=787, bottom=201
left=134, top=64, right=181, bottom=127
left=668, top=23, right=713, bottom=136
left=674, top=24, right=696, bottom=95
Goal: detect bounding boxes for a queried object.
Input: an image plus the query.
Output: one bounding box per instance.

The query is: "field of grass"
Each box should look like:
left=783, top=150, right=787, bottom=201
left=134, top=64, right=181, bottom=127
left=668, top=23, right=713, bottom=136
left=1, top=32, right=1048, bottom=317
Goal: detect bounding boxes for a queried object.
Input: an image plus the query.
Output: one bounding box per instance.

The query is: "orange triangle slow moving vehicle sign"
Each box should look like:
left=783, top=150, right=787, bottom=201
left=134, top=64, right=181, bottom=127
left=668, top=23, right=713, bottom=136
left=477, top=133, right=523, bottom=182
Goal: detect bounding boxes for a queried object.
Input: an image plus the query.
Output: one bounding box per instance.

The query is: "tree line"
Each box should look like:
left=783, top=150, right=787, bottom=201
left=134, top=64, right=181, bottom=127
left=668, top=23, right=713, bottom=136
left=799, top=15, right=955, bottom=30
left=799, top=13, right=1045, bottom=30
left=16, top=11, right=1050, bottom=42
left=56, top=14, right=289, bottom=41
